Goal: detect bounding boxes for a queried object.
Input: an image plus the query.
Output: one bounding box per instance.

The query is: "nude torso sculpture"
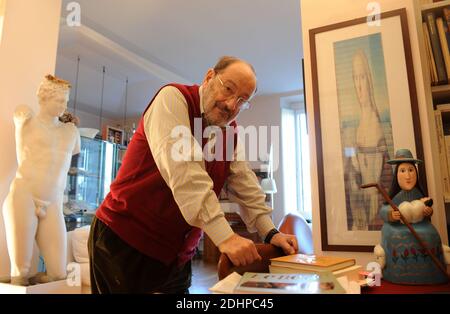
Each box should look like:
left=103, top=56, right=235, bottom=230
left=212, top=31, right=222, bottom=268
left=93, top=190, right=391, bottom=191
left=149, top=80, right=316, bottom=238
left=2, top=75, right=80, bottom=285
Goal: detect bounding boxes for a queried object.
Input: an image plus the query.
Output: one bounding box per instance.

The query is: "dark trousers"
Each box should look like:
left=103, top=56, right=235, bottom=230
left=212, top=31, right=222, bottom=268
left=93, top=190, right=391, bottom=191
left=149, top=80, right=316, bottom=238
left=88, top=216, right=191, bottom=294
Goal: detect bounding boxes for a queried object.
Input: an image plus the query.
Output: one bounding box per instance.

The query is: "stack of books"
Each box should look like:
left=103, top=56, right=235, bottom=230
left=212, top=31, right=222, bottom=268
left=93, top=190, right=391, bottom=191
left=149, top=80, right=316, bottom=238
left=269, top=254, right=362, bottom=283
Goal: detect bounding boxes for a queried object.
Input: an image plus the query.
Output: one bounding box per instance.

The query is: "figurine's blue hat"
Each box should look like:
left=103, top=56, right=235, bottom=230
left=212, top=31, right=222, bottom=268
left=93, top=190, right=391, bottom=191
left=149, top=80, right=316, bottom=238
left=387, top=148, right=422, bottom=165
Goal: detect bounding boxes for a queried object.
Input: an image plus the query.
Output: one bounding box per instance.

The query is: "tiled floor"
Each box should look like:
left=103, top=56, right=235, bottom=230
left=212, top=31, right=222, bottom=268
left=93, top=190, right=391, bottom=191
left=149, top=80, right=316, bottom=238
left=190, top=258, right=219, bottom=294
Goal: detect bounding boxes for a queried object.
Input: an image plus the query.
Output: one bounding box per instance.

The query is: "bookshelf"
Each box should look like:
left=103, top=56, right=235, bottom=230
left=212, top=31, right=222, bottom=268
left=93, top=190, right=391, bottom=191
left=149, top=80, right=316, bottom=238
left=419, top=0, right=450, bottom=242
left=432, top=84, right=450, bottom=102
left=422, top=0, right=450, bottom=87
left=421, top=0, right=450, bottom=14
left=422, top=0, right=450, bottom=15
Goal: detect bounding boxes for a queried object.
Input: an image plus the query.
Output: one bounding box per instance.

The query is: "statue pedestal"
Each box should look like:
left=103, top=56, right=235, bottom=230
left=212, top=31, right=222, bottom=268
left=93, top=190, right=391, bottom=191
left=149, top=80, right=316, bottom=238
left=0, top=280, right=81, bottom=294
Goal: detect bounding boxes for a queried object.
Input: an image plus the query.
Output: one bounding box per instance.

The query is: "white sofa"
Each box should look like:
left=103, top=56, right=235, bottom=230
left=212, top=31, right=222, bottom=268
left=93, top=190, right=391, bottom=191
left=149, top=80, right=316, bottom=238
left=67, top=225, right=91, bottom=293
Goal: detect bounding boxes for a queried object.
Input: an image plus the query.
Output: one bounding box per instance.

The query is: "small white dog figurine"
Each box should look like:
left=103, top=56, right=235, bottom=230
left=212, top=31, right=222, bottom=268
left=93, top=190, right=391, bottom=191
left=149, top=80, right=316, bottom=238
left=374, top=244, right=386, bottom=269
left=443, top=245, right=450, bottom=265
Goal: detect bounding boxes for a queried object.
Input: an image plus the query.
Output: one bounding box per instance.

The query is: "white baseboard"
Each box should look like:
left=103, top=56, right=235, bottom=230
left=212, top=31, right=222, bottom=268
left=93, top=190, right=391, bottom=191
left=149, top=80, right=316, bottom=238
left=0, top=280, right=81, bottom=294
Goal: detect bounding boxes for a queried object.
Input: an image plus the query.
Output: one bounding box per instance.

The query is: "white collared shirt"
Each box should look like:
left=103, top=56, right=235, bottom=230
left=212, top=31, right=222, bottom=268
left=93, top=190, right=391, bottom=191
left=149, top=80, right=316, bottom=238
left=143, top=85, right=275, bottom=246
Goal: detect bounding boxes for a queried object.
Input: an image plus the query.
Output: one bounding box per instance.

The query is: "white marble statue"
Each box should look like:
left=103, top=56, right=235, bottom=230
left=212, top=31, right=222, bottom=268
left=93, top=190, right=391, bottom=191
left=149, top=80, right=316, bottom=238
left=2, top=74, right=80, bottom=285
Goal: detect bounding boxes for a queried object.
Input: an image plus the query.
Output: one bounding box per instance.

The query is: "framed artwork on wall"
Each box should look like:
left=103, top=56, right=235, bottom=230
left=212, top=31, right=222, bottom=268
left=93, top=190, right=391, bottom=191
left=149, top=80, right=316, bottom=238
left=104, top=125, right=124, bottom=145
left=309, top=8, right=426, bottom=252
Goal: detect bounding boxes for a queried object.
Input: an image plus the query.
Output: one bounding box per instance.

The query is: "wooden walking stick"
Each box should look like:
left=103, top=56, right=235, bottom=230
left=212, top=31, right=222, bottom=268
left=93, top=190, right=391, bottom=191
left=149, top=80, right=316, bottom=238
left=361, top=183, right=450, bottom=281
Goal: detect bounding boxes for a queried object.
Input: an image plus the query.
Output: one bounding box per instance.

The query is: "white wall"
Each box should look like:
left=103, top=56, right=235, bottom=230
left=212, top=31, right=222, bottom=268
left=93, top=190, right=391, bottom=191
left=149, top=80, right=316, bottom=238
left=110, top=117, right=141, bottom=132
left=75, top=109, right=104, bottom=129
left=0, top=0, right=62, bottom=278
left=238, top=91, right=302, bottom=227
left=0, top=0, right=5, bottom=45
left=301, top=0, right=446, bottom=268
left=72, top=108, right=117, bottom=131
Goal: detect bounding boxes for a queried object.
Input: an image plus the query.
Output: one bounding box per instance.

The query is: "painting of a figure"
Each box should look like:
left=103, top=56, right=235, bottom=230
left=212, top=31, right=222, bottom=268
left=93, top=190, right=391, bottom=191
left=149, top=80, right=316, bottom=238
left=334, top=33, right=394, bottom=231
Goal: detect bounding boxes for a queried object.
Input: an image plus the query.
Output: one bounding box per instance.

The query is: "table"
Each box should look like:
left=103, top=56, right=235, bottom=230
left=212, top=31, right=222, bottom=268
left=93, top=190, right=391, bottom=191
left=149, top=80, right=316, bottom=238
left=362, top=280, right=450, bottom=294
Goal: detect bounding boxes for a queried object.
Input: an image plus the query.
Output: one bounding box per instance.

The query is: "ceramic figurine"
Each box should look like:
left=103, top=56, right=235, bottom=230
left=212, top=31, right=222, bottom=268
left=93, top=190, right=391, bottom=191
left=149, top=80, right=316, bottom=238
left=2, top=75, right=80, bottom=285
left=374, top=149, right=449, bottom=284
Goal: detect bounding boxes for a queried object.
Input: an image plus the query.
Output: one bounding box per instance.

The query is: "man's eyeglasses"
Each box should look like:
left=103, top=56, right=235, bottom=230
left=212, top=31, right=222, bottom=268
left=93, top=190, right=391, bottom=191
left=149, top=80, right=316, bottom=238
left=216, top=75, right=251, bottom=110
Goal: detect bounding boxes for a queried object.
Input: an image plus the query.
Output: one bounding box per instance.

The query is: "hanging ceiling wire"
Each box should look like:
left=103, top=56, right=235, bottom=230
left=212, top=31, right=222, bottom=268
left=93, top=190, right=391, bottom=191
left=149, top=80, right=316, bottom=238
left=99, top=66, right=106, bottom=132
left=123, top=77, right=128, bottom=130
left=73, top=56, right=80, bottom=117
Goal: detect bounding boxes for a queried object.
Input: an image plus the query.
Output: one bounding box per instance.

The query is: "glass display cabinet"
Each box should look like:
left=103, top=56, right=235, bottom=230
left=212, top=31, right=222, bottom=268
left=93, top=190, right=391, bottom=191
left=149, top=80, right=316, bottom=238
left=63, top=136, right=125, bottom=230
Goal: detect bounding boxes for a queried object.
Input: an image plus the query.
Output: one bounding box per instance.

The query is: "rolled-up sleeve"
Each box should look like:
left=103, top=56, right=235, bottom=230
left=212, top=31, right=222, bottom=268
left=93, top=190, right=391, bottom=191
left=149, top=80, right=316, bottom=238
left=226, top=139, right=276, bottom=240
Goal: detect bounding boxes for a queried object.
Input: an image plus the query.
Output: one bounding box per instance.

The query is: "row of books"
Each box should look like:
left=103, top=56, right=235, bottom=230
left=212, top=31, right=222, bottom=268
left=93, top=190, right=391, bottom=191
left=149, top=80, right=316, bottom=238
left=423, top=7, right=450, bottom=86
left=234, top=254, right=373, bottom=294
left=434, top=103, right=450, bottom=201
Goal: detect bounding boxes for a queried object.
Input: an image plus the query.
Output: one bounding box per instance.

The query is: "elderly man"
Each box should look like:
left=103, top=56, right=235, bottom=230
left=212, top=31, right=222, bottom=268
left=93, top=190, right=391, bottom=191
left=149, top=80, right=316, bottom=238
left=88, top=56, right=298, bottom=293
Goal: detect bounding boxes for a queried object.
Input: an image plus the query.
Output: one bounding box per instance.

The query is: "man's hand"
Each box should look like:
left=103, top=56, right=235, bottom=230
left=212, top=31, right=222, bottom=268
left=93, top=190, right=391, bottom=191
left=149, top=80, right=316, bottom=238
left=218, top=234, right=261, bottom=266
left=270, top=233, right=298, bottom=255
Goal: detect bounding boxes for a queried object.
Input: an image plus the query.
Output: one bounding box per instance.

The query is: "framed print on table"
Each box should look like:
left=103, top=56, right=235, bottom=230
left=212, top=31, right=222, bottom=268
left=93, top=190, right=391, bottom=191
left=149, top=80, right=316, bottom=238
left=309, top=8, right=426, bottom=252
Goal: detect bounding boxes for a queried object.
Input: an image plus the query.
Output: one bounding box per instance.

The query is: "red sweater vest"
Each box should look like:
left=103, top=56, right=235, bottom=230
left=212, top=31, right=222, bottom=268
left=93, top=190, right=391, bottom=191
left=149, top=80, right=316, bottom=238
left=96, top=84, right=237, bottom=266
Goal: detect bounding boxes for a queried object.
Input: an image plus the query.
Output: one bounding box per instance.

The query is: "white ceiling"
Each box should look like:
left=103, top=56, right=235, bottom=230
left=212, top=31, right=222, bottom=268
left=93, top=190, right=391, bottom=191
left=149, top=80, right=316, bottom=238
left=56, top=0, right=303, bottom=119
